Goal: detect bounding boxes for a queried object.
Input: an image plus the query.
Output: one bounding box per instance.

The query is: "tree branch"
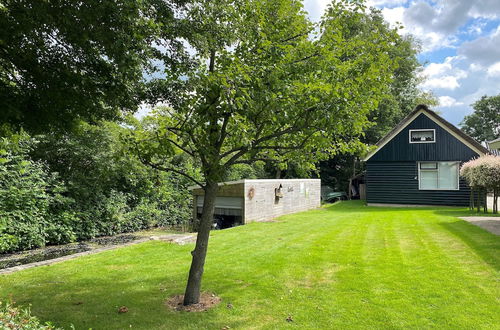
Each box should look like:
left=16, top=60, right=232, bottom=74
left=133, top=141, right=204, bottom=188
left=146, top=161, right=205, bottom=189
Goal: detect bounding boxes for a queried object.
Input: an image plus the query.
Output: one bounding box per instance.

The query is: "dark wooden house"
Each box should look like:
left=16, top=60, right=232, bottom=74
left=363, top=105, right=489, bottom=206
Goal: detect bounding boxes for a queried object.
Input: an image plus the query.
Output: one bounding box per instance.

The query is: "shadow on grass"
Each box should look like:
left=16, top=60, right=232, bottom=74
left=8, top=276, right=247, bottom=329
left=438, top=219, right=500, bottom=272
left=435, top=209, right=500, bottom=218
left=324, top=200, right=468, bottom=214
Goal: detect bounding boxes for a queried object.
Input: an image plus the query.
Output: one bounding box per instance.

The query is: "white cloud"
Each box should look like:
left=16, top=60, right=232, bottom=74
left=420, top=57, right=467, bottom=90
left=469, top=63, right=483, bottom=72
left=438, top=96, right=463, bottom=107
left=459, top=26, right=500, bottom=65
left=366, top=0, right=407, bottom=8
left=380, top=6, right=405, bottom=26
left=422, top=76, right=462, bottom=90
left=379, top=5, right=455, bottom=52
left=487, top=62, right=500, bottom=77
left=422, top=60, right=453, bottom=77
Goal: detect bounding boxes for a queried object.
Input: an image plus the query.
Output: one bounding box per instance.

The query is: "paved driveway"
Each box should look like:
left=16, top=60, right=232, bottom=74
left=459, top=216, right=500, bottom=235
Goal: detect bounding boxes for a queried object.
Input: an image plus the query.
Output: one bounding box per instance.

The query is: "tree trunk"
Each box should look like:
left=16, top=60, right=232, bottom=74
left=484, top=190, right=488, bottom=213
left=183, top=181, right=219, bottom=305
left=469, top=189, right=473, bottom=211
left=496, top=189, right=499, bottom=214
left=476, top=189, right=481, bottom=213
left=493, top=189, right=498, bottom=214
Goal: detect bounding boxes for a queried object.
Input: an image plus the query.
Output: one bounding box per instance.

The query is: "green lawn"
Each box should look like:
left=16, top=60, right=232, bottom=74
left=1, top=201, right=499, bottom=329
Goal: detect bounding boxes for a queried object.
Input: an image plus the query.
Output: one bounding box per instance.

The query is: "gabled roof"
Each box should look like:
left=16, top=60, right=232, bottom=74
left=363, top=104, right=490, bottom=161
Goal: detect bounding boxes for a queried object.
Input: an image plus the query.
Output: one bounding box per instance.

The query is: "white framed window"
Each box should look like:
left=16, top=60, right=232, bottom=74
left=409, top=129, right=435, bottom=143
left=418, top=162, right=459, bottom=190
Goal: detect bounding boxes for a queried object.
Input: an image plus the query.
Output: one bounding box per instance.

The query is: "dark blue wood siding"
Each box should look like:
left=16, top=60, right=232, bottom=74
left=366, top=112, right=480, bottom=206
left=369, top=113, right=479, bottom=162
left=366, top=162, right=471, bottom=206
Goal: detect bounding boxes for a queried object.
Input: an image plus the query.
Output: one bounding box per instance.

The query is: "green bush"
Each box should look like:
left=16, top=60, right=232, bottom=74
left=32, top=122, right=192, bottom=239
left=0, top=123, right=193, bottom=253
left=0, top=133, right=77, bottom=253
left=0, top=301, right=62, bottom=329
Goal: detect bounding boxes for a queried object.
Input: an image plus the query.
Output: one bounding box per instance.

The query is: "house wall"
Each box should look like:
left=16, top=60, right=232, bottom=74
left=369, top=113, right=479, bottom=162
left=366, top=113, right=479, bottom=206
left=366, top=162, right=471, bottom=206
left=243, top=179, right=321, bottom=222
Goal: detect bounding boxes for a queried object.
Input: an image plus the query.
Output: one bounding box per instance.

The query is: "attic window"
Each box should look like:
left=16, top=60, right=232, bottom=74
left=409, top=129, right=435, bottom=143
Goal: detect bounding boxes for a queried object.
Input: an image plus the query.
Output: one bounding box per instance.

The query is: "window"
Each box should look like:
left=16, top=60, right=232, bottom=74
left=419, top=162, right=459, bottom=190
left=410, top=129, right=435, bottom=143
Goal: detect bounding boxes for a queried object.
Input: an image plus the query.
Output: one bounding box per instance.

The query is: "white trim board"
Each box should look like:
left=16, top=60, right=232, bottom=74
left=363, top=110, right=487, bottom=161
left=409, top=129, right=436, bottom=144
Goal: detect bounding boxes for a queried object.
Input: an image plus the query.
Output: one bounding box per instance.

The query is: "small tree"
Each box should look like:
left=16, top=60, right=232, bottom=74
left=134, top=0, right=400, bottom=305
left=461, top=155, right=500, bottom=213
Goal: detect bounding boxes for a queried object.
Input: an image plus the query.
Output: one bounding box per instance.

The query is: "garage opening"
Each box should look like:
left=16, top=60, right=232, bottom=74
left=196, top=196, right=243, bottom=229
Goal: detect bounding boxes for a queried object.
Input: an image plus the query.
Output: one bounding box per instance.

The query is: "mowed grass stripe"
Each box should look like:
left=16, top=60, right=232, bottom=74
left=0, top=201, right=498, bottom=329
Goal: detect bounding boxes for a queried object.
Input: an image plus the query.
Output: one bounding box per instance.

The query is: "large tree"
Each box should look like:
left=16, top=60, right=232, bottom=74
left=0, top=0, right=186, bottom=133
left=134, top=0, right=400, bottom=305
left=319, top=8, right=437, bottom=191
left=461, top=94, right=500, bottom=143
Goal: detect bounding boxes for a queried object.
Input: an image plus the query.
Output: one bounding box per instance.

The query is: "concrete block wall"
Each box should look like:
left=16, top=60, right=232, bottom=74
left=243, top=179, right=321, bottom=223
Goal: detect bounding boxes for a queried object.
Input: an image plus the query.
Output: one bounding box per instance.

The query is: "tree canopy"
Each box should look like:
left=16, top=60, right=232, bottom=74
left=319, top=8, right=436, bottom=191
left=0, top=0, right=186, bottom=133
left=461, top=94, right=500, bottom=143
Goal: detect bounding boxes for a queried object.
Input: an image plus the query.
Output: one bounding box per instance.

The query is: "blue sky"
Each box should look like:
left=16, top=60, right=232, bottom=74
left=304, top=0, right=500, bottom=125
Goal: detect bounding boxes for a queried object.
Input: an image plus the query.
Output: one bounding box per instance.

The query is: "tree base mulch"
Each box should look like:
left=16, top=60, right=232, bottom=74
left=166, top=292, right=221, bottom=312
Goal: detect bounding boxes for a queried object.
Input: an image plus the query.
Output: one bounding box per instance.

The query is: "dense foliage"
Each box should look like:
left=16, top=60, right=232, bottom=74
left=461, top=155, right=500, bottom=213
left=0, top=124, right=192, bottom=254
left=0, top=133, right=76, bottom=253
left=461, top=94, right=500, bottom=143
left=0, top=301, right=61, bottom=330
left=0, top=0, right=186, bottom=133
left=33, top=121, right=192, bottom=239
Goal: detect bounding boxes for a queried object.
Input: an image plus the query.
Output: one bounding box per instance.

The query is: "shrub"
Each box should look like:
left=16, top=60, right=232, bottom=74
left=0, top=133, right=77, bottom=253
left=0, top=301, right=62, bottom=329
left=461, top=155, right=500, bottom=213
left=1, top=124, right=193, bottom=253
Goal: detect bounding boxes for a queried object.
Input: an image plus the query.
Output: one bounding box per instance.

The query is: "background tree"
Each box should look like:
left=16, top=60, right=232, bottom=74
left=0, top=0, right=187, bottom=133
left=461, top=94, right=500, bottom=143
left=134, top=0, right=400, bottom=305
left=319, top=8, right=437, bottom=191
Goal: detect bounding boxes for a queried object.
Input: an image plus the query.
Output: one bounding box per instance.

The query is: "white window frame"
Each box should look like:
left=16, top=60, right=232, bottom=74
left=409, top=129, right=436, bottom=144
left=418, top=161, right=460, bottom=191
